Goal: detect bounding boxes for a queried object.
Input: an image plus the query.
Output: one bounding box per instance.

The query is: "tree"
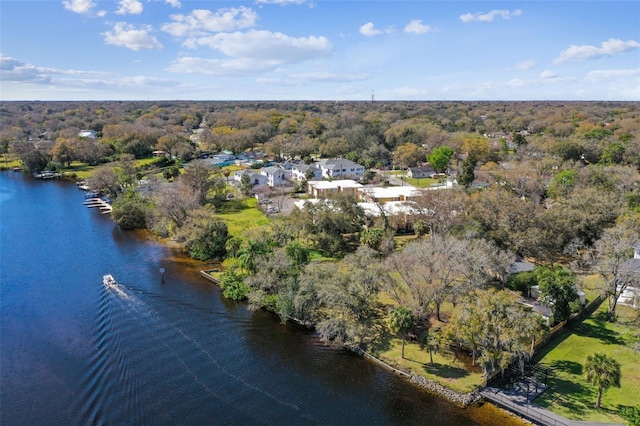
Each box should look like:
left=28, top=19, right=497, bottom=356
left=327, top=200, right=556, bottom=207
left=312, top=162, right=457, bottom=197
left=446, top=289, right=543, bottom=375
left=388, top=306, right=415, bottom=359
left=179, top=160, right=217, bottom=204
left=427, top=146, right=454, bottom=173
left=182, top=216, right=229, bottom=261
left=537, top=265, right=579, bottom=323
left=154, top=183, right=200, bottom=230
left=117, top=153, right=137, bottom=188
left=600, top=142, right=625, bottom=165
left=584, top=352, right=621, bottom=409
left=586, top=221, right=640, bottom=321
left=111, top=194, right=148, bottom=230
left=313, top=246, right=384, bottom=348
left=88, top=165, right=122, bottom=198
left=393, top=143, right=426, bottom=169
left=51, top=138, right=76, bottom=167
left=458, top=153, right=477, bottom=188
left=512, top=133, right=528, bottom=147
left=156, top=134, right=192, bottom=159
left=547, top=169, right=577, bottom=199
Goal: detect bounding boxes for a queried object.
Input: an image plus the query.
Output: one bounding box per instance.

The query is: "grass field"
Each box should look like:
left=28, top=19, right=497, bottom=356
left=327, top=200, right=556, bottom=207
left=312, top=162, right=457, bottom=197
left=534, top=303, right=640, bottom=424
left=404, top=177, right=440, bottom=188
left=215, top=197, right=270, bottom=236
left=375, top=334, right=485, bottom=394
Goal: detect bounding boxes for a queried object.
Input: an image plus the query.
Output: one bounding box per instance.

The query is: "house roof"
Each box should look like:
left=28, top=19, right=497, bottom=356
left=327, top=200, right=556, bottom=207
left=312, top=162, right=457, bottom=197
left=359, top=185, right=421, bottom=199
left=308, top=179, right=363, bottom=190
left=261, top=166, right=285, bottom=175
left=318, top=158, right=363, bottom=169
left=509, top=260, right=536, bottom=274
left=358, top=201, right=421, bottom=217
left=408, top=166, right=435, bottom=174
left=623, top=258, right=640, bottom=274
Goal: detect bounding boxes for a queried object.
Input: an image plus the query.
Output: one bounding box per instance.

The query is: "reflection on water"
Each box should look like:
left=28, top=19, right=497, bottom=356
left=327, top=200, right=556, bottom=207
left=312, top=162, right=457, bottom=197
left=0, top=173, right=525, bottom=425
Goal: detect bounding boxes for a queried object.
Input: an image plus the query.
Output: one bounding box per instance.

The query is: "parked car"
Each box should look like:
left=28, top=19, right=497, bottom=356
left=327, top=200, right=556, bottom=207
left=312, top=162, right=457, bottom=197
left=267, top=206, right=279, bottom=214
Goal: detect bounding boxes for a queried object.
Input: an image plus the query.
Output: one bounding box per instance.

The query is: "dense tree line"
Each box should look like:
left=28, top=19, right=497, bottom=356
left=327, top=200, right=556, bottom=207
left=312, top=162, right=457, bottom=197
left=2, top=100, right=640, bottom=375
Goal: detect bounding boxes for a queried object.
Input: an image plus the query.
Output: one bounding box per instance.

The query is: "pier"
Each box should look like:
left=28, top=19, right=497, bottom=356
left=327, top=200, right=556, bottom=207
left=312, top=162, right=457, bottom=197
left=33, top=171, right=62, bottom=179
left=199, top=269, right=221, bottom=284
left=83, top=198, right=112, bottom=214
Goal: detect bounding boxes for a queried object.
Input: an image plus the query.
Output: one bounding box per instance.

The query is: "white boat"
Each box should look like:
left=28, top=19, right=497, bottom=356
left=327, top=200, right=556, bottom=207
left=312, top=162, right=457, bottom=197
left=103, top=274, right=116, bottom=287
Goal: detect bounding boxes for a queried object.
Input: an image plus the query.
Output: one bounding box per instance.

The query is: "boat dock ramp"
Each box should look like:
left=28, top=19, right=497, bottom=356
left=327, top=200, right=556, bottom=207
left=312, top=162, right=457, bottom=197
left=33, top=171, right=62, bottom=179
left=83, top=198, right=112, bottom=214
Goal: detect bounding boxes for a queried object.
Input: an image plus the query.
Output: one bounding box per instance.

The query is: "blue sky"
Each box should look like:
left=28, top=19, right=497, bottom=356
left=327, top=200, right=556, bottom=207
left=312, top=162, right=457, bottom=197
left=1, top=0, right=639, bottom=101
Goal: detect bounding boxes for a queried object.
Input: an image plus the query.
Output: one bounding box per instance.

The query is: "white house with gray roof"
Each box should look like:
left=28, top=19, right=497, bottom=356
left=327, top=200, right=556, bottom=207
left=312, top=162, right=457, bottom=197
left=317, top=158, right=365, bottom=179
left=260, top=166, right=288, bottom=187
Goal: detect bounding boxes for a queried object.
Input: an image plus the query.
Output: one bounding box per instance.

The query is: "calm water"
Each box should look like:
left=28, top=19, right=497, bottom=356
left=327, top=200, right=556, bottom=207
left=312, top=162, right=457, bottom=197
left=0, top=172, right=519, bottom=425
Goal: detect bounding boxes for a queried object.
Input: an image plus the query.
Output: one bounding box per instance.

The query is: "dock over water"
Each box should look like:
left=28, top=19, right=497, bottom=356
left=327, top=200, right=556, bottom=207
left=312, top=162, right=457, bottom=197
left=83, top=198, right=112, bottom=214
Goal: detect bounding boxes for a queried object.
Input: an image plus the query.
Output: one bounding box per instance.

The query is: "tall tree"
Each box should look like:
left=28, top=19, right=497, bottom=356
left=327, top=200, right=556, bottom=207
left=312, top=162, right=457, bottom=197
left=458, top=153, right=477, bottom=188
left=584, top=353, right=621, bottom=409
left=388, top=306, right=415, bottom=359
left=586, top=221, right=640, bottom=321
left=427, top=145, right=454, bottom=173
left=537, top=265, right=579, bottom=323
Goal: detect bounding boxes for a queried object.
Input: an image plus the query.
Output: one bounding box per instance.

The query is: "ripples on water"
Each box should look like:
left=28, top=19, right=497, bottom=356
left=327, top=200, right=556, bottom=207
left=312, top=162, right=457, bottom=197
left=0, top=173, right=526, bottom=426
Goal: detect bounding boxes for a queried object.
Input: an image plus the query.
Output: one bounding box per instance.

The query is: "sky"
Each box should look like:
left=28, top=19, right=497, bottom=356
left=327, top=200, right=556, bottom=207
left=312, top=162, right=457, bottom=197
left=1, top=0, right=639, bottom=101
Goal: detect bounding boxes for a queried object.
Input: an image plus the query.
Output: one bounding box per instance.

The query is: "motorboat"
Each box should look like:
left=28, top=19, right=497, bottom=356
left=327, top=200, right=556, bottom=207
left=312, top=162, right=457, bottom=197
left=103, top=274, right=116, bottom=287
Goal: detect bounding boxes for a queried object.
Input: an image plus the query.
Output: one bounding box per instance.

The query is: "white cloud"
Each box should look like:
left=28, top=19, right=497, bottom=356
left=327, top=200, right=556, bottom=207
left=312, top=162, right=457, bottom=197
left=62, top=0, right=95, bottom=15
left=290, top=71, right=369, bottom=82
left=514, top=60, right=536, bottom=71
left=256, top=72, right=368, bottom=87
left=167, top=56, right=280, bottom=75
left=165, top=0, right=181, bottom=8
left=162, top=7, right=258, bottom=37
left=0, top=55, right=111, bottom=84
left=460, top=9, right=522, bottom=23
left=359, top=22, right=393, bottom=37
left=116, top=0, right=143, bottom=15
left=255, top=0, right=307, bottom=4
left=585, top=68, right=639, bottom=83
left=191, top=30, right=331, bottom=63
left=103, top=22, right=163, bottom=51
left=0, top=55, right=51, bottom=83
left=540, top=70, right=557, bottom=79
left=404, top=19, right=432, bottom=35
left=554, top=38, right=640, bottom=64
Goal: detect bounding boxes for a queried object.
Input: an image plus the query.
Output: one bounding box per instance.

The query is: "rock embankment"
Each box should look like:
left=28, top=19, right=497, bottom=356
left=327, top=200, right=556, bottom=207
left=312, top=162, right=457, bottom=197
left=360, top=350, right=481, bottom=407
left=407, top=372, right=481, bottom=407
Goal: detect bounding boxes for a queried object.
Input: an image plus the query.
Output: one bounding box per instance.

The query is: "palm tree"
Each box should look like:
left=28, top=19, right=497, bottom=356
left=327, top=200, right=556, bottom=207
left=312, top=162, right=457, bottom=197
left=584, top=352, right=621, bottom=409
left=388, top=306, right=415, bottom=359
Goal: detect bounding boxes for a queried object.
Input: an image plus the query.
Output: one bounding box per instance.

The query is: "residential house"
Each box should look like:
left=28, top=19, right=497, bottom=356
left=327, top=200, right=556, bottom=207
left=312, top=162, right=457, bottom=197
left=317, top=159, right=365, bottom=180
left=358, top=201, right=421, bottom=232
left=618, top=241, right=640, bottom=309
left=291, top=163, right=322, bottom=181
left=78, top=130, right=96, bottom=139
left=307, top=179, right=363, bottom=198
left=358, top=186, right=422, bottom=203
left=407, top=165, right=436, bottom=179
left=260, top=166, right=288, bottom=187
left=233, top=169, right=267, bottom=186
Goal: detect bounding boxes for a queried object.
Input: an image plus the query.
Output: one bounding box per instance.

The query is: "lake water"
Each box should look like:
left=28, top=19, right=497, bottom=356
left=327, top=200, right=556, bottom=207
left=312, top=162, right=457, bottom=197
left=0, top=172, right=521, bottom=425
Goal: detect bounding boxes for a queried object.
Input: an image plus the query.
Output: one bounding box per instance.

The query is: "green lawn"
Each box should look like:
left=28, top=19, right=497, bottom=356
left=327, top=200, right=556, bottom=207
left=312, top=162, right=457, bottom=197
left=534, top=303, right=640, bottom=424
left=215, top=197, right=270, bottom=236
left=0, top=155, right=22, bottom=170
left=376, top=336, right=485, bottom=394
left=405, top=177, right=441, bottom=188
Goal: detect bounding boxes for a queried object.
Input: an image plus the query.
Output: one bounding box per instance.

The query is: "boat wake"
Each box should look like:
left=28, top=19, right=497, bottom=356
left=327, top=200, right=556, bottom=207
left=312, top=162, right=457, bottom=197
left=72, top=275, right=310, bottom=425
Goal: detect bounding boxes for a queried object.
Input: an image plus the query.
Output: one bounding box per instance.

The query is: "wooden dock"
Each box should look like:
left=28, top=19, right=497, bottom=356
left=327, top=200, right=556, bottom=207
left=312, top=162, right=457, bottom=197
left=83, top=198, right=112, bottom=214
left=200, top=269, right=221, bottom=284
